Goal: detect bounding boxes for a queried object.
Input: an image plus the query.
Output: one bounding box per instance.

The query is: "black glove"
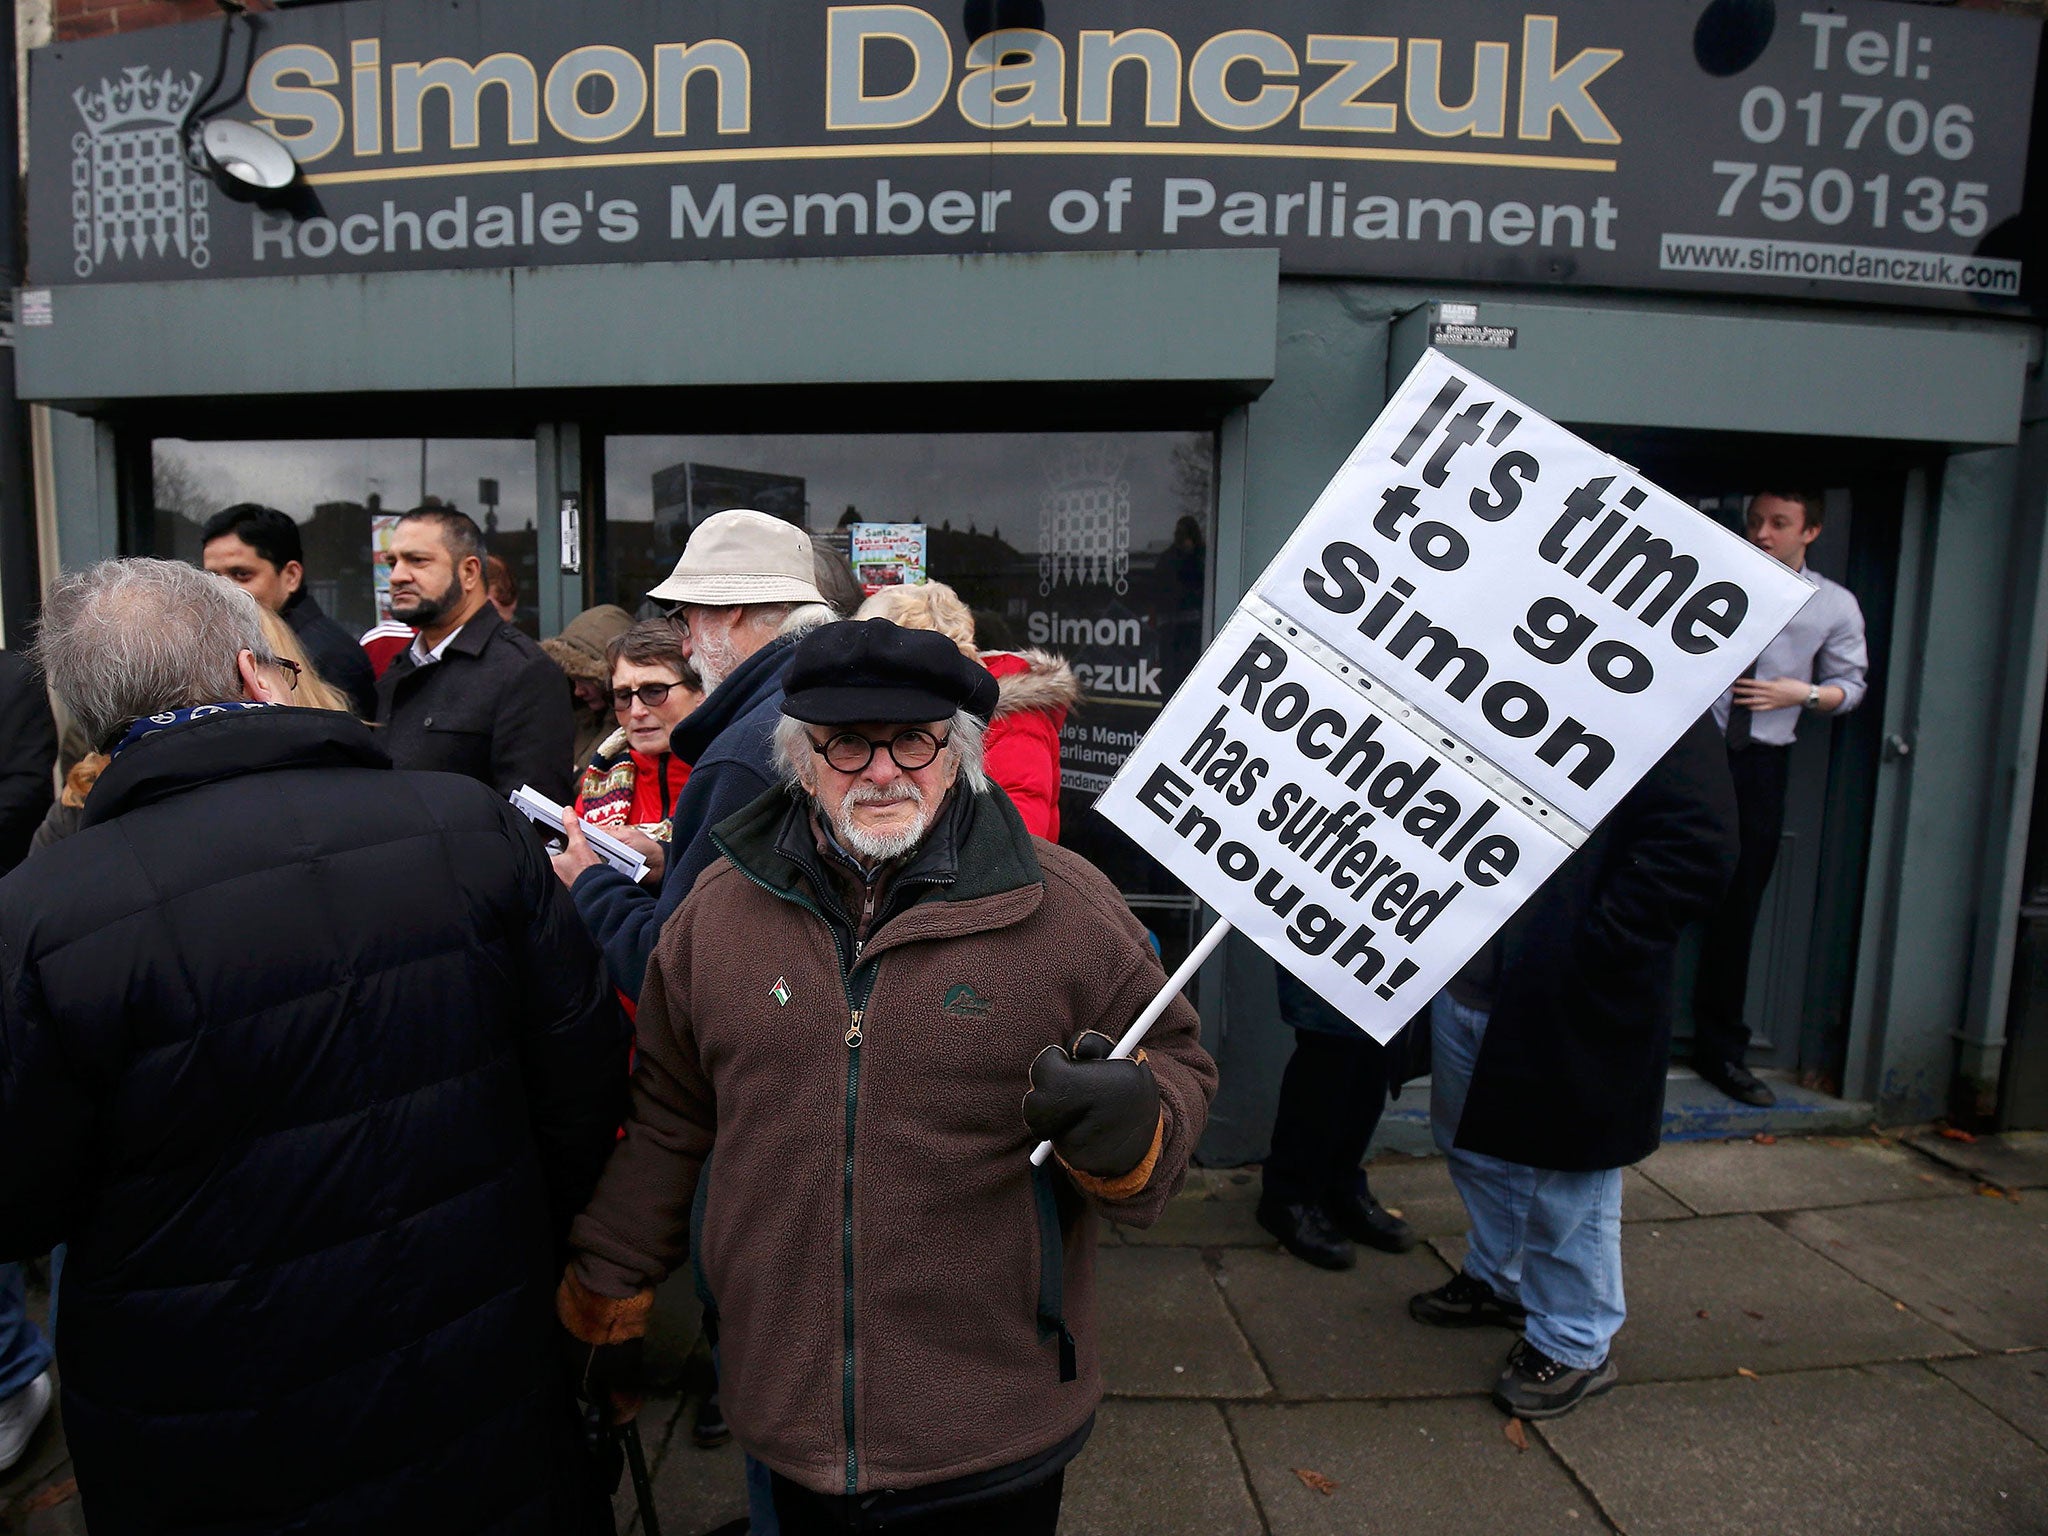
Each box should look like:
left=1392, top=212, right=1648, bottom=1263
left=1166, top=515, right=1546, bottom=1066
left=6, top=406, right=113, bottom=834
left=1024, top=1030, right=1160, bottom=1179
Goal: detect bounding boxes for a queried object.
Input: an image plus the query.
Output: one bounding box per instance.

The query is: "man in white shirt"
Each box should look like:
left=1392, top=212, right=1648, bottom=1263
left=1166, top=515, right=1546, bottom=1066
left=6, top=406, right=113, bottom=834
left=1693, top=491, right=1869, bottom=1106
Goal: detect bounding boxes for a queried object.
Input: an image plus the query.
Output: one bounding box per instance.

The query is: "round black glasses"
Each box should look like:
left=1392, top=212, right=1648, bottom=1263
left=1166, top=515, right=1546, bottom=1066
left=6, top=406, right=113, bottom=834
left=806, top=728, right=949, bottom=774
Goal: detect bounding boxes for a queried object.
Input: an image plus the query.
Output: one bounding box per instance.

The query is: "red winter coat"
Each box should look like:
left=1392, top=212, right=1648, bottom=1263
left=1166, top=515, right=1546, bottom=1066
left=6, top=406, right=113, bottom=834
left=981, top=650, right=1078, bottom=840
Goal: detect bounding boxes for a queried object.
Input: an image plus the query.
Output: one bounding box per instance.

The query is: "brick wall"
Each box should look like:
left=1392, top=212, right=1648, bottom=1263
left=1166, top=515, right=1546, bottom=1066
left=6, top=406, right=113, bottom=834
left=53, top=0, right=216, bottom=42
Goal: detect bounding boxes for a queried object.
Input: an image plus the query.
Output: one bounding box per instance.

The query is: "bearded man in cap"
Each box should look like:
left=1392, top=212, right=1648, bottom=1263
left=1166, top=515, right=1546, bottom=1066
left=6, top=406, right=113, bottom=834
left=555, top=508, right=834, bottom=1003
left=558, top=619, right=1217, bottom=1535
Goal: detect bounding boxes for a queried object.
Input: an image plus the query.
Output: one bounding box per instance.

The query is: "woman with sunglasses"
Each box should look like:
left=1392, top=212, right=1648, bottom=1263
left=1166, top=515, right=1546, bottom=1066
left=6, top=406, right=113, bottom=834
left=572, top=621, right=703, bottom=862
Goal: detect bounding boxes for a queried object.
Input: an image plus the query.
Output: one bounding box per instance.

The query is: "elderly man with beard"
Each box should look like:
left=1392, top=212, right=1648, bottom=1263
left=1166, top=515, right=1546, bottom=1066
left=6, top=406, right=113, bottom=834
left=374, top=507, right=575, bottom=801
left=553, top=509, right=832, bottom=1005
left=557, top=619, right=1217, bottom=1536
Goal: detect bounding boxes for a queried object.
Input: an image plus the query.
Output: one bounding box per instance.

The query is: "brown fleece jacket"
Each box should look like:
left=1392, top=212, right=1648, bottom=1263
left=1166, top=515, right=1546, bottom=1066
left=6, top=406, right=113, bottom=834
left=564, top=783, right=1215, bottom=1496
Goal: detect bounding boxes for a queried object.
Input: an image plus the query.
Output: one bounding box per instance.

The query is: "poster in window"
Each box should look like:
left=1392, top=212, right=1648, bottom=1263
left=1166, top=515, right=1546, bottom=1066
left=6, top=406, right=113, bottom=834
left=850, top=522, right=928, bottom=595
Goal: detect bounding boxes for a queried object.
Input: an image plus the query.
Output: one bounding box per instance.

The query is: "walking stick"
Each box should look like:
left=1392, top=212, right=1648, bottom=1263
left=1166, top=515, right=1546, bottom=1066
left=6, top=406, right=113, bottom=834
left=1029, top=918, right=1233, bottom=1167
left=617, top=1419, right=662, bottom=1536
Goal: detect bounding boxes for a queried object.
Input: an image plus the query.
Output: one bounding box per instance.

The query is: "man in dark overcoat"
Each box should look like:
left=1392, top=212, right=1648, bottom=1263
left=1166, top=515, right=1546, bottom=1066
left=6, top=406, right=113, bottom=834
left=0, top=558, right=628, bottom=1534
left=1410, top=714, right=1739, bottom=1419
left=374, top=506, right=575, bottom=802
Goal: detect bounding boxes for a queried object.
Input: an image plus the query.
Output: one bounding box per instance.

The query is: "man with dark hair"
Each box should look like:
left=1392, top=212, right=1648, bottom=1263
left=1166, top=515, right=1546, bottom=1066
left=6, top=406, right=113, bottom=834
left=201, top=503, right=378, bottom=718
left=1692, top=490, right=1869, bottom=1106
left=374, top=507, right=576, bottom=802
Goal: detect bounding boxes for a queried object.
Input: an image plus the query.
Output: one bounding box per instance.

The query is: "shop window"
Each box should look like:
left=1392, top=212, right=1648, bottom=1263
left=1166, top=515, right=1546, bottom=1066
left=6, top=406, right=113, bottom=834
left=604, top=431, right=1214, bottom=922
left=149, top=438, right=540, bottom=638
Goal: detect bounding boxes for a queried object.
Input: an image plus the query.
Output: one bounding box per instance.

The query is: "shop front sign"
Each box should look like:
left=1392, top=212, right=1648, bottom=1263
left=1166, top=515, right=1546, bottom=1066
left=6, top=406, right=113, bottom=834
left=29, top=0, right=2037, bottom=310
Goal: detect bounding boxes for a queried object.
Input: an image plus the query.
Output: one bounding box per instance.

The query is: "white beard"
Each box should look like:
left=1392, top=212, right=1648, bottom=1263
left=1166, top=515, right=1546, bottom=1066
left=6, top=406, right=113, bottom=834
left=832, top=781, right=932, bottom=862
left=692, top=625, right=740, bottom=693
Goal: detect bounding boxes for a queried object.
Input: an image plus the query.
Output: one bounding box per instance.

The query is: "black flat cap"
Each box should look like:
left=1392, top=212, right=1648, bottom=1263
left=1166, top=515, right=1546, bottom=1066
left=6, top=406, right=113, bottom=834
left=782, top=618, right=1000, bottom=725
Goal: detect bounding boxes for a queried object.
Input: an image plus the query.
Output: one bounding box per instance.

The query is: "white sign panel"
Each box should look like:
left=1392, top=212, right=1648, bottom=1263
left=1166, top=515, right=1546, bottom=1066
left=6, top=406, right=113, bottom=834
left=1255, top=351, right=1814, bottom=827
left=1096, top=610, right=1571, bottom=1040
left=1093, top=350, right=1817, bottom=1042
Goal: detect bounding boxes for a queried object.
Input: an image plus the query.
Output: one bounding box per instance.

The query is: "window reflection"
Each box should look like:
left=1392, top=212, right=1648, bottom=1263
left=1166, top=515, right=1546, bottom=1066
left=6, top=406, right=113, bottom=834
left=151, top=439, right=539, bottom=637
left=604, top=431, right=1213, bottom=906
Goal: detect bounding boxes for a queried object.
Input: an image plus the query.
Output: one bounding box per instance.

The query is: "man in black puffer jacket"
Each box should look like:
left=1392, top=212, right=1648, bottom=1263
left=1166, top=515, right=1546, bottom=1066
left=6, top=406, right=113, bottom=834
left=0, top=559, right=629, bottom=1536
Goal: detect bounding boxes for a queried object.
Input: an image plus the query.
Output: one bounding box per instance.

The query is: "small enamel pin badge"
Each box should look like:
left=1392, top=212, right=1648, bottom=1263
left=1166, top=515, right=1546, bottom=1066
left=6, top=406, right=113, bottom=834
left=769, top=977, right=792, bottom=1007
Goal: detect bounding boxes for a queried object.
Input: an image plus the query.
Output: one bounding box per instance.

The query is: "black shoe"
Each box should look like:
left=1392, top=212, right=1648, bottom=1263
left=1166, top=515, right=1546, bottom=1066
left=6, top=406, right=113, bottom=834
left=1694, top=1058, right=1777, bottom=1107
left=1324, top=1188, right=1418, bottom=1254
left=1256, top=1197, right=1356, bottom=1271
left=691, top=1388, right=732, bottom=1449
left=1491, top=1338, right=1617, bottom=1420
left=1408, top=1271, right=1527, bottom=1329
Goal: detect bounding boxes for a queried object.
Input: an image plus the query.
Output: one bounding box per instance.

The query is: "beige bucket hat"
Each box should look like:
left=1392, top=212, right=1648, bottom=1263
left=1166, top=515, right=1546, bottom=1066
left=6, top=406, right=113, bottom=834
left=647, top=508, right=826, bottom=607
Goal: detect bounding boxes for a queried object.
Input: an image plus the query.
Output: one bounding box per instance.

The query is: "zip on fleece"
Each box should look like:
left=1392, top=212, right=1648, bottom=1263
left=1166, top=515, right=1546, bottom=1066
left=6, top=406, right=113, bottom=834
left=840, top=960, right=879, bottom=1494
left=709, top=827, right=884, bottom=1497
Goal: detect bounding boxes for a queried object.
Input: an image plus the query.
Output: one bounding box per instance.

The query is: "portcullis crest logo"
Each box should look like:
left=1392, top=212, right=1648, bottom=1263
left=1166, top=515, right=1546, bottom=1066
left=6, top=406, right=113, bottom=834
left=941, top=983, right=991, bottom=1018
left=71, top=66, right=210, bottom=278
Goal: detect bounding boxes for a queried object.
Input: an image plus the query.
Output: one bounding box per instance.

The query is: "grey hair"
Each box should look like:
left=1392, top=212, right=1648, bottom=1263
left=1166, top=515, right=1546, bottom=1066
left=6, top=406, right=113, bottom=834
left=35, top=558, right=273, bottom=747
left=773, top=709, right=988, bottom=796
left=763, top=601, right=837, bottom=640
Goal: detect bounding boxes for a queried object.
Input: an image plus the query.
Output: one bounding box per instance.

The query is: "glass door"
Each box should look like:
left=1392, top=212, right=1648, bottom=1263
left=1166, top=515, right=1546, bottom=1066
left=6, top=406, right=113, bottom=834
left=604, top=429, right=1216, bottom=958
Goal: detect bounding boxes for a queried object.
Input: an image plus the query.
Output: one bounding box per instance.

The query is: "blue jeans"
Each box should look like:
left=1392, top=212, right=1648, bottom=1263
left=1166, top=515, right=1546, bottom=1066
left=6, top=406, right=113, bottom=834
left=1430, top=993, right=1626, bottom=1371
left=0, top=1264, right=53, bottom=1401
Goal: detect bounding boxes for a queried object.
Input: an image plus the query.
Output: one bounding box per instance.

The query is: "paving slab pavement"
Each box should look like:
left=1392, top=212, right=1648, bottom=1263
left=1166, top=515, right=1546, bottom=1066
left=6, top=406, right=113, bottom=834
left=1634, top=1135, right=1974, bottom=1214
left=1606, top=1213, right=1964, bottom=1380
left=1120, top=1159, right=1687, bottom=1250
left=610, top=1395, right=748, bottom=1536
left=1227, top=1398, right=1607, bottom=1535
left=1538, top=1362, right=2048, bottom=1536
left=1929, top=1351, right=2048, bottom=1451
left=1901, top=1129, right=2048, bottom=1190
left=1060, top=1401, right=1262, bottom=1536
left=1776, top=1194, right=2048, bottom=1351
left=13, top=1133, right=2047, bottom=1536
left=1215, top=1247, right=1518, bottom=1400
left=1094, top=1246, right=1271, bottom=1399
left=1435, top=1211, right=1961, bottom=1380
left=1113, top=1170, right=1267, bottom=1248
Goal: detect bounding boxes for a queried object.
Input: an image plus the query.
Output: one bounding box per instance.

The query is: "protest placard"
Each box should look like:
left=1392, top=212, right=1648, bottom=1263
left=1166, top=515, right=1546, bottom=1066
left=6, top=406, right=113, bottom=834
left=1087, top=349, right=1815, bottom=1044
left=1256, top=351, right=1815, bottom=827
left=1095, top=608, right=1572, bottom=1037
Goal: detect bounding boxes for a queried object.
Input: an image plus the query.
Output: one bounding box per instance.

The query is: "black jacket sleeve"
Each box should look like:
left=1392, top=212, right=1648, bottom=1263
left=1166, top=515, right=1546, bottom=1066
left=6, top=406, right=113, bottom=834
left=320, top=636, right=379, bottom=721
left=0, top=654, right=54, bottom=876
left=491, top=651, right=577, bottom=805
left=499, top=802, right=633, bottom=1241
left=0, top=928, right=92, bottom=1259
left=1581, top=714, right=1741, bottom=970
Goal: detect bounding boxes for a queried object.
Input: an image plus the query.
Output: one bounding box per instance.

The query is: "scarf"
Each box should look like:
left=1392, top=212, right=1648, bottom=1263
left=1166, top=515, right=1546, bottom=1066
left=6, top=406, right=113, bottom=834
left=109, top=701, right=273, bottom=758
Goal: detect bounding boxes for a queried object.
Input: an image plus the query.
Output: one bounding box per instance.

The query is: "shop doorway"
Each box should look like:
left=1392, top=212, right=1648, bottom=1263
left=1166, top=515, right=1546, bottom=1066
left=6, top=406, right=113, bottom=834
left=1580, top=427, right=1914, bottom=1092
left=602, top=428, right=1217, bottom=964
